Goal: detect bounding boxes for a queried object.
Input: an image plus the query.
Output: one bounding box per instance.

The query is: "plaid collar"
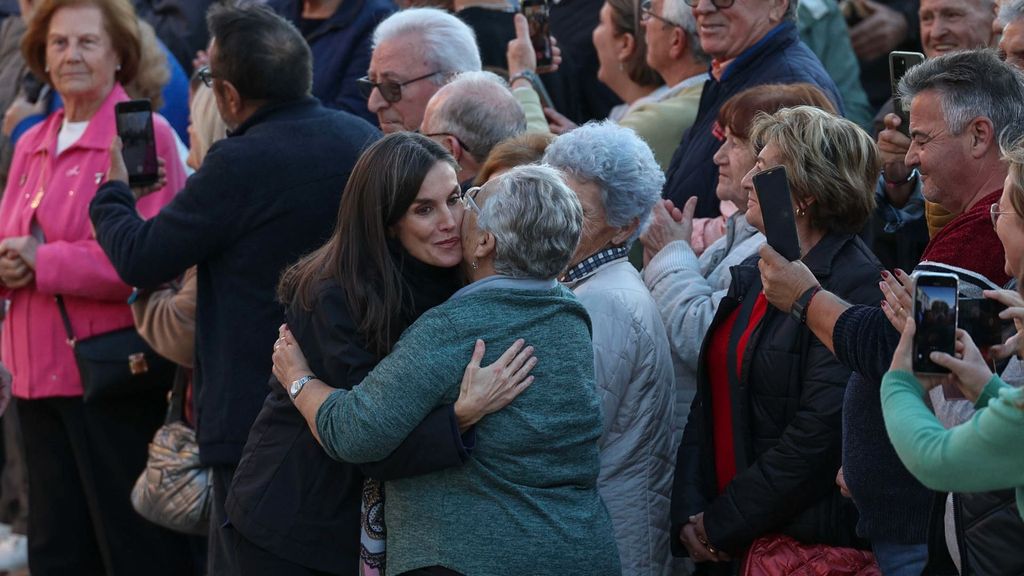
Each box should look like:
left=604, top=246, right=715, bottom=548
left=561, top=245, right=630, bottom=284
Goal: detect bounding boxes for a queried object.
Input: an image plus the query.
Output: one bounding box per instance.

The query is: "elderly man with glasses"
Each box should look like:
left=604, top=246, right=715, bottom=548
left=360, top=7, right=482, bottom=134
left=419, top=71, right=527, bottom=189
left=660, top=0, right=843, bottom=219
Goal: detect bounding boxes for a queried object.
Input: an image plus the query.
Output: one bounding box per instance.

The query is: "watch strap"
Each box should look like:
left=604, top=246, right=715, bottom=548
left=289, top=374, right=316, bottom=400
left=791, top=285, right=822, bottom=324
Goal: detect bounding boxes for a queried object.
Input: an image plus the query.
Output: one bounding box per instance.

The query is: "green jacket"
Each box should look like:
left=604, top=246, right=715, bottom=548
left=881, top=370, right=1024, bottom=520
left=798, top=0, right=874, bottom=129
left=317, top=282, right=621, bottom=576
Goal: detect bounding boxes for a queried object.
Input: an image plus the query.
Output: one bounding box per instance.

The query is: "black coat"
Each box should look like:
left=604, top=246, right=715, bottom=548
left=90, top=97, right=380, bottom=467
left=671, top=233, right=881, bottom=558
left=227, top=256, right=469, bottom=573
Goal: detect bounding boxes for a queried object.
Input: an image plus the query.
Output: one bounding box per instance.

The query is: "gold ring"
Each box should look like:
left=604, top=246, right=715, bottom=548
left=706, top=543, right=718, bottom=555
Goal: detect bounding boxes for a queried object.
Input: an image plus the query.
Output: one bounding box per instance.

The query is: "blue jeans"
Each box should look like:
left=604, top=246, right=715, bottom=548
left=872, top=541, right=928, bottom=576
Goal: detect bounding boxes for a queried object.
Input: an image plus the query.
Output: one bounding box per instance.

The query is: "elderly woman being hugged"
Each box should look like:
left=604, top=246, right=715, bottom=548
left=274, top=165, right=621, bottom=576
left=672, top=106, right=881, bottom=572
left=0, top=0, right=190, bottom=574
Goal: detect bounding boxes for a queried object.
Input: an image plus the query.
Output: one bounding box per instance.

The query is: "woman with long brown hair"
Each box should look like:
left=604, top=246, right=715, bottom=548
left=226, top=132, right=531, bottom=576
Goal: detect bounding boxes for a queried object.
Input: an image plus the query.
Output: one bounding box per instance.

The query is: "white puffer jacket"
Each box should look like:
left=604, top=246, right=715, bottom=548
left=568, top=258, right=677, bottom=576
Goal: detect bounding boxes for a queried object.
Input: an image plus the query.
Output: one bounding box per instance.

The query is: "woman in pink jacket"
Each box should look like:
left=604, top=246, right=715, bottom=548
left=0, top=1, right=192, bottom=574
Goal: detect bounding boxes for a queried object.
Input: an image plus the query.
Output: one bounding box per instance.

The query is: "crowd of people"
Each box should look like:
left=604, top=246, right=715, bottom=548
left=0, top=0, right=1022, bottom=575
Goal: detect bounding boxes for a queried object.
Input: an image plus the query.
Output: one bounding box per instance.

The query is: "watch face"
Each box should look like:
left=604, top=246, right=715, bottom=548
left=290, top=380, right=301, bottom=397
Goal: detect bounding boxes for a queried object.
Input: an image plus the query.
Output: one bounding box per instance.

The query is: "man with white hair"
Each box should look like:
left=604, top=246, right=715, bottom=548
left=419, top=71, right=526, bottom=187
left=361, top=7, right=482, bottom=133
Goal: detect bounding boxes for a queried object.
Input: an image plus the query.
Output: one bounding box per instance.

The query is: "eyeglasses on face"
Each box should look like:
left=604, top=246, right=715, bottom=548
left=682, top=0, right=736, bottom=8
left=460, top=186, right=482, bottom=213
left=639, top=0, right=684, bottom=27
left=991, top=203, right=1016, bottom=228
left=357, top=71, right=439, bottom=104
left=422, top=132, right=474, bottom=156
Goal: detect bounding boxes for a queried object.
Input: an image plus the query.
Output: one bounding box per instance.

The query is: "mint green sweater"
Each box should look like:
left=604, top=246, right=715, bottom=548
left=881, top=370, right=1024, bottom=519
left=316, top=285, right=620, bottom=576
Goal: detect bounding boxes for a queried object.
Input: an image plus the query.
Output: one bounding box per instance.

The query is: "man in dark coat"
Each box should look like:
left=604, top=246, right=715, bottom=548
left=89, top=5, right=379, bottom=574
left=267, top=0, right=395, bottom=125
left=660, top=0, right=842, bottom=219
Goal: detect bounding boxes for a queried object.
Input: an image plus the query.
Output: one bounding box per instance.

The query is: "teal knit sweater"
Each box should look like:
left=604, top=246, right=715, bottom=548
left=881, top=370, right=1024, bottom=520
left=316, top=285, right=621, bottom=576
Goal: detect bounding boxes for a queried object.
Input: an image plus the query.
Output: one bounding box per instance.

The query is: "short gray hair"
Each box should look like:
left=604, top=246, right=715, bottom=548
left=476, top=165, right=583, bottom=279
left=430, top=71, right=527, bottom=161
left=1000, top=0, right=1024, bottom=23
left=898, top=49, right=1024, bottom=144
left=373, top=8, right=482, bottom=86
left=661, top=0, right=710, bottom=64
left=542, top=121, right=664, bottom=246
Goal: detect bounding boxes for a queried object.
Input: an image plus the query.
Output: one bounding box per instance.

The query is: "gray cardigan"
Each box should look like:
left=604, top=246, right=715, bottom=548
left=316, top=283, right=621, bottom=576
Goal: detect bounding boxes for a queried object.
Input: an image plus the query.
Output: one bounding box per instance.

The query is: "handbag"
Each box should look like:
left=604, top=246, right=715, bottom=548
left=131, top=369, right=211, bottom=535
left=55, top=295, right=175, bottom=403
left=741, top=534, right=880, bottom=576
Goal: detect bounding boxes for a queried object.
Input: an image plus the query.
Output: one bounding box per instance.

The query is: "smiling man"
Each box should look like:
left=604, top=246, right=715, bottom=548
left=363, top=7, right=481, bottom=134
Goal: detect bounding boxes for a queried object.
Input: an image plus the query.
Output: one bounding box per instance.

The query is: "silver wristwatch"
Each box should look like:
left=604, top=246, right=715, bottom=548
left=289, top=375, right=315, bottom=400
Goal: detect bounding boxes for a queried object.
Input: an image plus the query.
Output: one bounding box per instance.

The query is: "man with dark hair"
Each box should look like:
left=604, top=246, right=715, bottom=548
left=88, top=4, right=380, bottom=573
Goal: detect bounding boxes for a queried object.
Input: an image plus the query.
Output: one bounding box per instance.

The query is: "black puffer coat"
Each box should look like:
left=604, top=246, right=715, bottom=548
left=671, top=233, right=881, bottom=558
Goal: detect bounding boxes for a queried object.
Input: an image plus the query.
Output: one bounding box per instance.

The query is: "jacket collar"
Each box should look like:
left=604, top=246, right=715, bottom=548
left=33, top=83, right=129, bottom=155
left=228, top=96, right=320, bottom=138
left=716, top=21, right=797, bottom=83
left=800, top=232, right=856, bottom=279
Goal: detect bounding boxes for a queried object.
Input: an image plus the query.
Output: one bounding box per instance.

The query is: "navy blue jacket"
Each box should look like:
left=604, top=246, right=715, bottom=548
left=269, top=0, right=395, bottom=126
left=90, top=97, right=380, bottom=466
left=662, top=22, right=843, bottom=218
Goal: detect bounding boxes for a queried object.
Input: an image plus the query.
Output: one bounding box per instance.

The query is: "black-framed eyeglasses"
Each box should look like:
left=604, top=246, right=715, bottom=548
left=460, top=186, right=482, bottom=213
left=682, top=0, right=735, bottom=8
left=196, top=66, right=217, bottom=88
left=357, top=71, right=439, bottom=104
left=639, top=0, right=684, bottom=27
left=422, top=132, right=474, bottom=156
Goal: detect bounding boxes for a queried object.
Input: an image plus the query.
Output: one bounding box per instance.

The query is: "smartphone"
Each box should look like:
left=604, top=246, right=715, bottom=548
left=521, top=0, right=553, bottom=68
left=114, top=99, right=159, bottom=188
left=889, top=51, right=925, bottom=137
left=752, top=166, right=801, bottom=262
left=912, top=273, right=959, bottom=375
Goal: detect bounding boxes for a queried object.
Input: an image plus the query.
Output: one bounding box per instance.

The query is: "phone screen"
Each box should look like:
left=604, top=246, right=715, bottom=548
left=521, top=0, right=552, bottom=67
left=889, top=51, right=925, bottom=137
left=752, top=166, right=801, bottom=261
left=912, top=274, right=958, bottom=374
left=115, top=100, right=158, bottom=187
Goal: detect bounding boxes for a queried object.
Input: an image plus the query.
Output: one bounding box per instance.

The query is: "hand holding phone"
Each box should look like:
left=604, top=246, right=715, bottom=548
left=520, top=0, right=552, bottom=68
left=114, top=99, right=159, bottom=188
left=752, top=166, right=801, bottom=262
left=912, top=272, right=958, bottom=375
left=889, top=51, right=925, bottom=137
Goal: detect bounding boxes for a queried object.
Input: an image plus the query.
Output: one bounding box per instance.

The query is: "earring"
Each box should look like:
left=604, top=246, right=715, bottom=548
left=796, top=206, right=806, bottom=217
left=44, top=65, right=49, bottom=73
left=471, top=260, right=479, bottom=270
left=618, top=62, right=624, bottom=72
left=116, top=64, right=121, bottom=72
